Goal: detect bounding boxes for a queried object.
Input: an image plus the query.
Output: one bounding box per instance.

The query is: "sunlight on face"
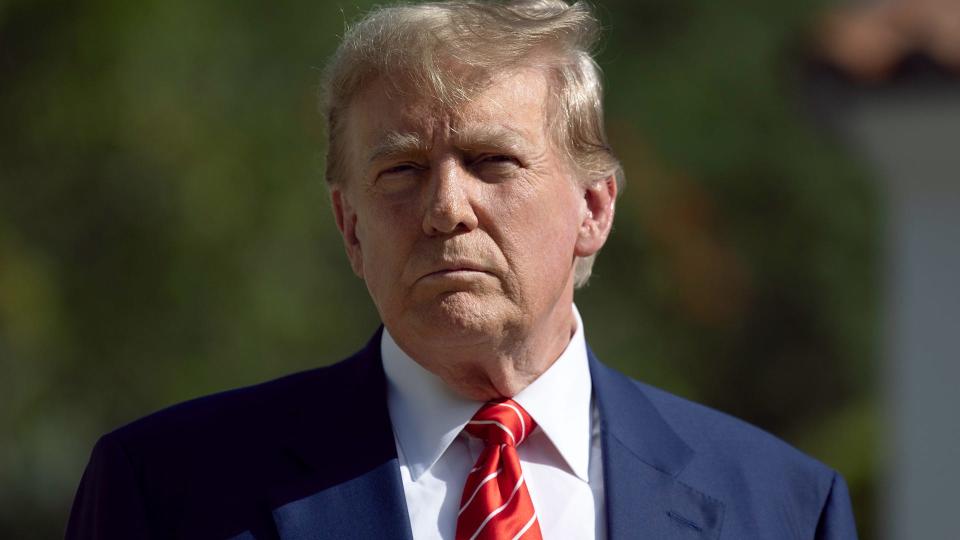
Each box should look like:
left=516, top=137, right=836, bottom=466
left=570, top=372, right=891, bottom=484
left=334, top=67, right=588, bottom=356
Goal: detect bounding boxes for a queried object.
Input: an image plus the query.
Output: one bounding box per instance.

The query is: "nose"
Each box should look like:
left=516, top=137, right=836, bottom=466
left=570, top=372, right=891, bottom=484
left=422, top=160, right=479, bottom=236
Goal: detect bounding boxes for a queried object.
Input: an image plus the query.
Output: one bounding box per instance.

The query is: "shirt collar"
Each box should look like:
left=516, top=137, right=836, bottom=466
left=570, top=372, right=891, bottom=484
left=513, top=305, right=592, bottom=481
left=381, top=304, right=593, bottom=482
left=381, top=327, right=479, bottom=481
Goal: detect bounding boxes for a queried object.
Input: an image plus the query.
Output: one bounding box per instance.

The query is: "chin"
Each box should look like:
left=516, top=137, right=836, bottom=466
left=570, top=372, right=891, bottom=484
left=412, top=292, right=516, bottom=344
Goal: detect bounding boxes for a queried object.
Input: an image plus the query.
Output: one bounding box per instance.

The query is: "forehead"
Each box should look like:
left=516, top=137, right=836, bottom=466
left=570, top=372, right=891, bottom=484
left=345, top=67, right=552, bottom=159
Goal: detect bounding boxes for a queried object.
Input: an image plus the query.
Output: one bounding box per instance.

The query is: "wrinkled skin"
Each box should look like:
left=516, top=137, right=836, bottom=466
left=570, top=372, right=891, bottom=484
left=332, top=66, right=616, bottom=400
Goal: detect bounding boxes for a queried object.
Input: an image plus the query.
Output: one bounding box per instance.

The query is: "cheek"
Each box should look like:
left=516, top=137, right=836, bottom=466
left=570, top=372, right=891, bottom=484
left=356, top=201, right=421, bottom=277
left=485, top=183, right=581, bottom=273
left=355, top=220, right=407, bottom=317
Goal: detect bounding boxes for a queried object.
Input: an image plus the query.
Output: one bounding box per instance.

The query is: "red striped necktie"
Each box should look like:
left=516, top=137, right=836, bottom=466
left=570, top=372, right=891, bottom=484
left=455, top=399, right=543, bottom=540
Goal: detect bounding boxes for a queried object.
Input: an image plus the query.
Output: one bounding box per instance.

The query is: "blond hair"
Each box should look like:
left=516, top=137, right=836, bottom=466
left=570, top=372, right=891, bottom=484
left=322, top=0, right=621, bottom=287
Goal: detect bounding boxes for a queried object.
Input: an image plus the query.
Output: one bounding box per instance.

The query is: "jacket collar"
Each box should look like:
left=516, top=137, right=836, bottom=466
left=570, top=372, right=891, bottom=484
left=268, top=328, right=414, bottom=540
left=589, top=346, right=725, bottom=539
left=261, top=329, right=724, bottom=540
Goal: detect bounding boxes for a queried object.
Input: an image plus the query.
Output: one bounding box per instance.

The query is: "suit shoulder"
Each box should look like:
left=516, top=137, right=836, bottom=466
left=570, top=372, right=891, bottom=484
left=626, top=378, right=848, bottom=536
left=106, top=350, right=373, bottom=454
left=631, top=378, right=836, bottom=483
left=72, top=342, right=386, bottom=536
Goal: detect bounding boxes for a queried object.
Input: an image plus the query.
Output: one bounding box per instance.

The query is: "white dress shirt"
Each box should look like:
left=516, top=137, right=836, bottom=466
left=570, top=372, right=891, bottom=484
left=381, top=305, right=605, bottom=539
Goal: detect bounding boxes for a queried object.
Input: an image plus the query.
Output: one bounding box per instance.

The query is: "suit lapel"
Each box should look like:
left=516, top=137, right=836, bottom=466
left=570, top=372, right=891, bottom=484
left=268, top=329, right=414, bottom=540
left=271, top=459, right=411, bottom=540
left=589, top=349, right=725, bottom=539
left=260, top=332, right=724, bottom=539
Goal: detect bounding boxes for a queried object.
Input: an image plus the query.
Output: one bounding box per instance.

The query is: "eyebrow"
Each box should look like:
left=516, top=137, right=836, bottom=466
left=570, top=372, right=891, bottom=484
left=366, top=125, right=531, bottom=165
left=452, top=124, right=528, bottom=154
left=366, top=132, right=430, bottom=164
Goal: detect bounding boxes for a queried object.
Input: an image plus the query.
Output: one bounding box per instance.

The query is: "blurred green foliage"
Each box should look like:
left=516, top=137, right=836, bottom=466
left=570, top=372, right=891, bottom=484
left=0, top=0, right=878, bottom=537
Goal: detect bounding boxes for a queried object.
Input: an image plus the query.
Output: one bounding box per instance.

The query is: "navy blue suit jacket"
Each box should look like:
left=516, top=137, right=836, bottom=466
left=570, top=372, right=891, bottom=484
left=67, top=329, right=858, bottom=539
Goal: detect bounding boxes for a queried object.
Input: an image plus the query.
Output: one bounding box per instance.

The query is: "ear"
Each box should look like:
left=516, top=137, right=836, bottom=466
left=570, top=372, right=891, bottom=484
left=574, top=175, right=617, bottom=258
left=331, top=186, right=365, bottom=279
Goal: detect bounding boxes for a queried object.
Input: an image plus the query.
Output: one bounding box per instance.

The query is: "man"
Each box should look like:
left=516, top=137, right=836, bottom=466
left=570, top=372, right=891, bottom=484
left=67, top=1, right=858, bottom=539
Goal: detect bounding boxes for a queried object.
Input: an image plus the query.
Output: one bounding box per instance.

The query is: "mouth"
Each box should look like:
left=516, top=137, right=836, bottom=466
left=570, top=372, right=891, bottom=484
left=418, top=262, right=494, bottom=281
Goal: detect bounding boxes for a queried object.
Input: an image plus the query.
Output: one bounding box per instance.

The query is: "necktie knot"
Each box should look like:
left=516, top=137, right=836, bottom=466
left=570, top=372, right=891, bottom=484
left=464, top=399, right=536, bottom=448
left=457, top=398, right=542, bottom=540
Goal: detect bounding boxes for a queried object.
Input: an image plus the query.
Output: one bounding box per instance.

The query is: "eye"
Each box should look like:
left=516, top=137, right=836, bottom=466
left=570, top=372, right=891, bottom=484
left=471, top=155, right=522, bottom=180
left=376, top=162, right=426, bottom=184
left=379, top=163, right=421, bottom=176
left=374, top=162, right=425, bottom=194
left=475, top=154, right=519, bottom=166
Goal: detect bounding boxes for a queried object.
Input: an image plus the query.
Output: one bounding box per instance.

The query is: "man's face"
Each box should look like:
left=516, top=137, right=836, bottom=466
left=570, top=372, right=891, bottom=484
left=332, top=67, right=613, bottom=356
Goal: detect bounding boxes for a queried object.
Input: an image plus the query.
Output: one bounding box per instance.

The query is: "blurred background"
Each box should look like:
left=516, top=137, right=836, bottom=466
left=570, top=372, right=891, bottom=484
left=1, top=0, right=957, bottom=538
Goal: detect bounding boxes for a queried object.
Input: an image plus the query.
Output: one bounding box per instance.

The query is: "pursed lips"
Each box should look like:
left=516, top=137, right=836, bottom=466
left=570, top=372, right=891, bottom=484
left=417, top=261, right=494, bottom=281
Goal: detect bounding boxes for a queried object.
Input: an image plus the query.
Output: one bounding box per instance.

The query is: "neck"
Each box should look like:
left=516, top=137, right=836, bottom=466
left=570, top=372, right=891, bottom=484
left=391, top=300, right=578, bottom=401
